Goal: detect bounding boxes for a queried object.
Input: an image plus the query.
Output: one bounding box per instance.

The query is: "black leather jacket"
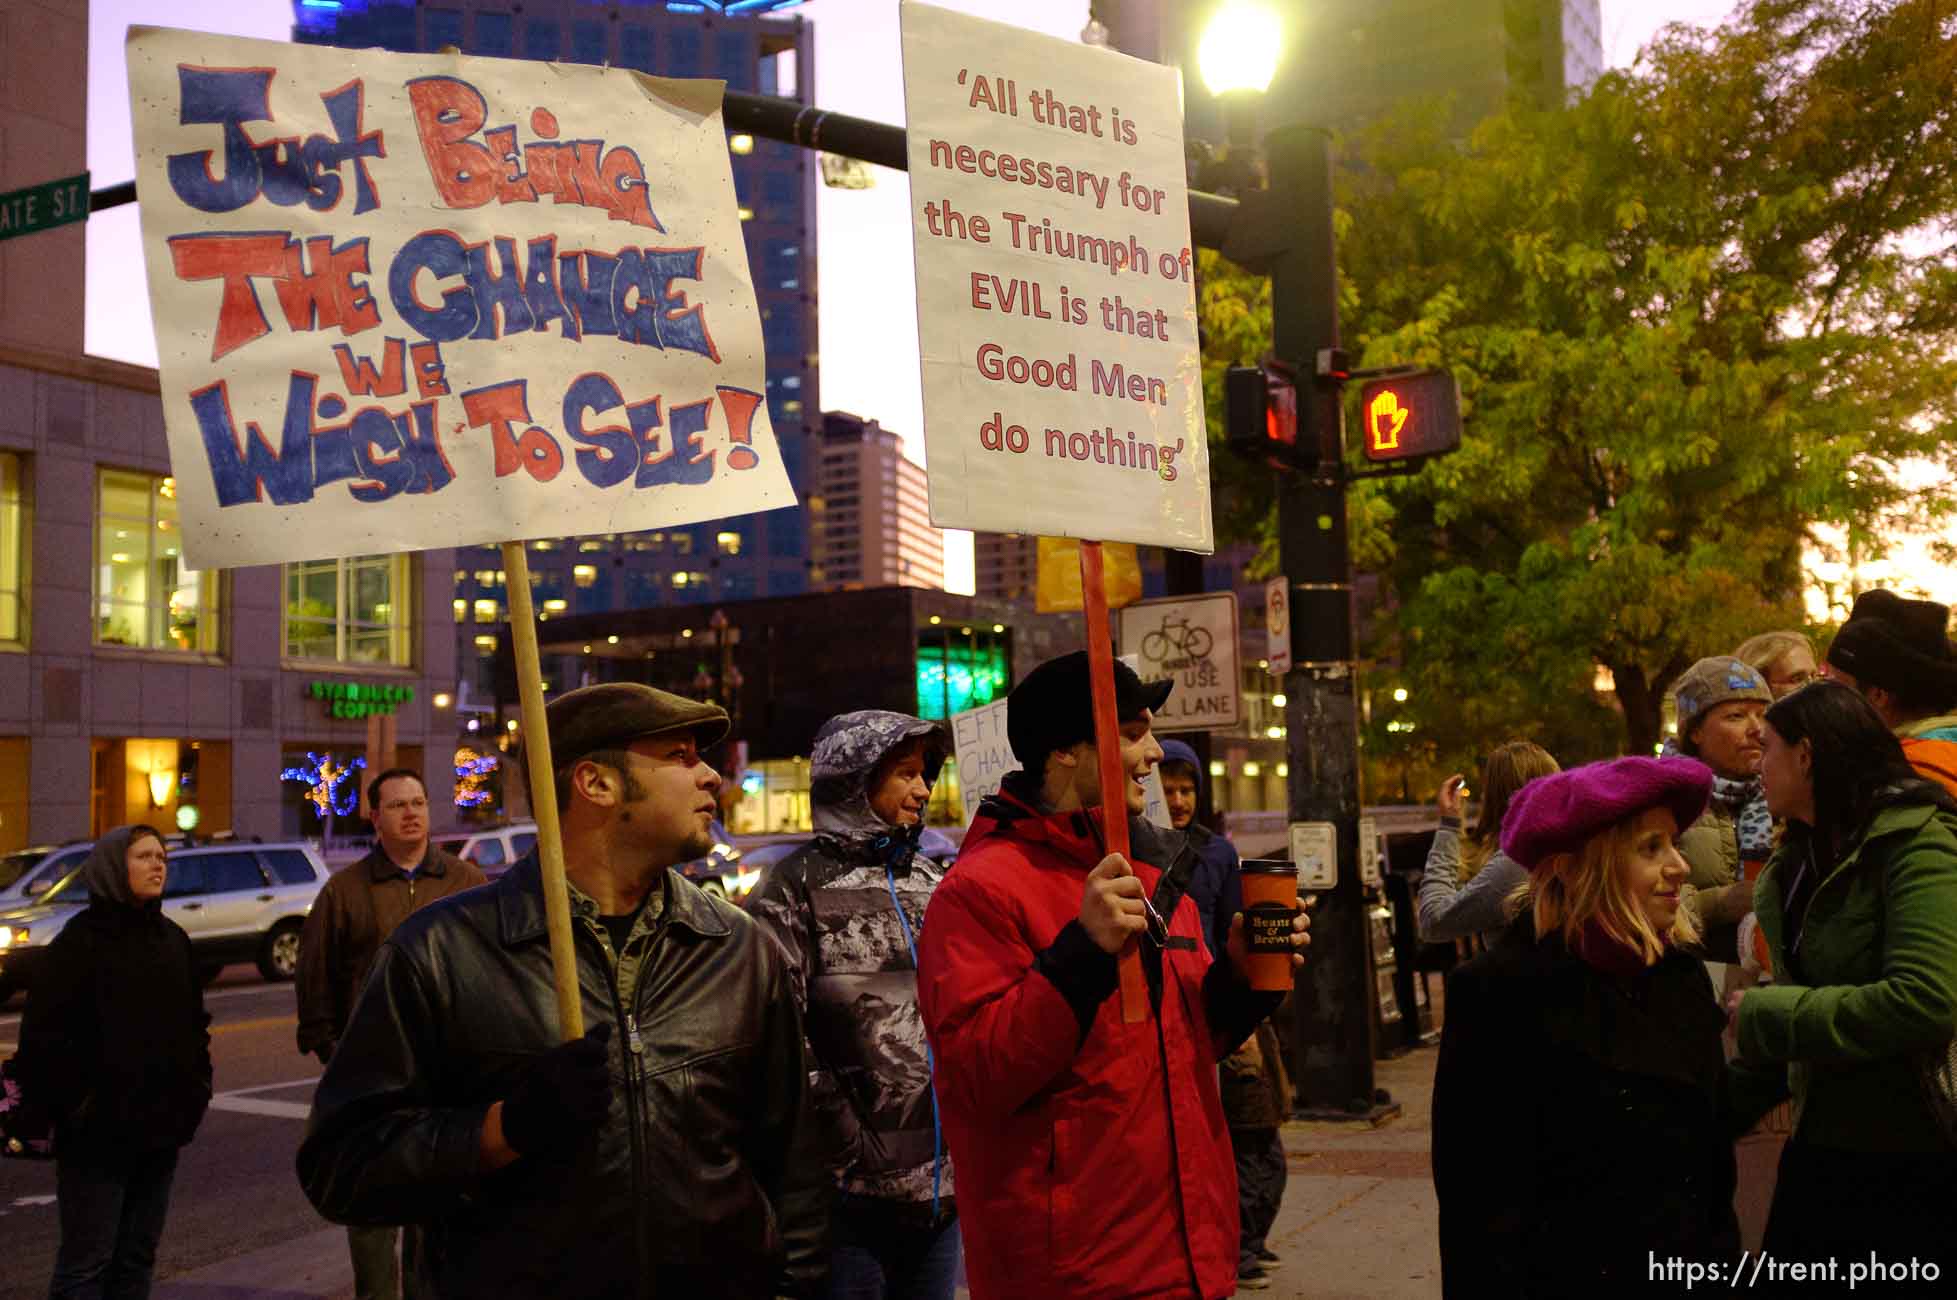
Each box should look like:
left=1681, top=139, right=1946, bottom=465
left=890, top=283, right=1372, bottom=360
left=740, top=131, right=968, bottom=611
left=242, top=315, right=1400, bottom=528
left=297, top=856, right=825, bottom=1298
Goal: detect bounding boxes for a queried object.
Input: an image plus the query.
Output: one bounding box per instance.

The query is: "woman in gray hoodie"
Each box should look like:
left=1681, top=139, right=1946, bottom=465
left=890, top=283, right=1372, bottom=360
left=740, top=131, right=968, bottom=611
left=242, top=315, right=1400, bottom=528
left=14, top=825, right=213, bottom=1298
left=1417, top=741, right=1559, bottom=949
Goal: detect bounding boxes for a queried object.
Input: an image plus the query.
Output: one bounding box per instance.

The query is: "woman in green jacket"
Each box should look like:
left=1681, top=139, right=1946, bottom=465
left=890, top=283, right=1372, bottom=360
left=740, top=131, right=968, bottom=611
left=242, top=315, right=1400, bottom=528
left=1729, top=681, right=1957, bottom=1271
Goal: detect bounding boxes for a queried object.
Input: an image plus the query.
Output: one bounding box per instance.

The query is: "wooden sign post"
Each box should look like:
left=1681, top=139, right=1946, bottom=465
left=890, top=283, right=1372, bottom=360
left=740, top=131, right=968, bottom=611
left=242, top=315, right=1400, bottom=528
left=1080, top=541, right=1150, bottom=1024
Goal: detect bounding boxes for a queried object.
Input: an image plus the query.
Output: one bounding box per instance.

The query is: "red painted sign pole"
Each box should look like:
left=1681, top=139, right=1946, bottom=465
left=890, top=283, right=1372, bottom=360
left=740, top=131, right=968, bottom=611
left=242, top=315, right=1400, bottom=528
left=1079, top=540, right=1150, bottom=1024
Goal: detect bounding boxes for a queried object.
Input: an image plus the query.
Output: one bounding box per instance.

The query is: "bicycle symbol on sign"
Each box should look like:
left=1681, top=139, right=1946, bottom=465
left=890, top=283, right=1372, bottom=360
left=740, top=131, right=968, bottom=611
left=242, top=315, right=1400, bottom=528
left=1140, top=614, right=1213, bottom=666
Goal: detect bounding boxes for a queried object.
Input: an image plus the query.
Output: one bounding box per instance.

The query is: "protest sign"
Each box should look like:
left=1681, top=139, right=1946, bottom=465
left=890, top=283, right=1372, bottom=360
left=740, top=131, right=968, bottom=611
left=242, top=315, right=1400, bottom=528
left=125, top=28, right=795, bottom=570
left=901, top=3, right=1212, bottom=553
left=1118, top=592, right=1242, bottom=733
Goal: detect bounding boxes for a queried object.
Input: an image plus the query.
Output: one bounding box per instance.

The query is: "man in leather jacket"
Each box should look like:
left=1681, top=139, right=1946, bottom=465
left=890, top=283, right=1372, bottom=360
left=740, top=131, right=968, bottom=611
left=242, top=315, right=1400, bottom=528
left=298, top=683, right=825, bottom=1299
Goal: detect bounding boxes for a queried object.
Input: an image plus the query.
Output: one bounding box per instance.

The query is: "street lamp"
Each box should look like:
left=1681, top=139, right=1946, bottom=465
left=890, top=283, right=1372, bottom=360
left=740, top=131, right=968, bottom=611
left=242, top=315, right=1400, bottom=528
left=1194, top=3, right=1281, bottom=196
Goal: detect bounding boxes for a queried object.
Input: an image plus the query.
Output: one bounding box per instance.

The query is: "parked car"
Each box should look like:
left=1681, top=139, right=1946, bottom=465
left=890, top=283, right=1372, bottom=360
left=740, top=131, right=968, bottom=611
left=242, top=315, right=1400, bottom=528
left=0, top=839, right=329, bottom=1003
left=0, top=846, right=55, bottom=895
left=0, top=841, right=91, bottom=906
left=435, top=822, right=538, bottom=878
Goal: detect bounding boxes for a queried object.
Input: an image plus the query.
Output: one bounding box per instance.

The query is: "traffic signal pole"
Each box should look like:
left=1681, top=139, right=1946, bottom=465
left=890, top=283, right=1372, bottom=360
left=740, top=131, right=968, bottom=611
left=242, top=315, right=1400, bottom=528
left=1261, top=126, right=1394, bottom=1121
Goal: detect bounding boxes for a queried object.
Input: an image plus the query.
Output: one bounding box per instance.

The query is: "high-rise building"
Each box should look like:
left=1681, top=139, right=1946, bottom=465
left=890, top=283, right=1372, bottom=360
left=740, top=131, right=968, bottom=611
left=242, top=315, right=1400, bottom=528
left=293, top=0, right=822, bottom=704
left=972, top=532, right=1040, bottom=602
left=811, top=412, right=943, bottom=592
left=1107, top=0, right=1604, bottom=140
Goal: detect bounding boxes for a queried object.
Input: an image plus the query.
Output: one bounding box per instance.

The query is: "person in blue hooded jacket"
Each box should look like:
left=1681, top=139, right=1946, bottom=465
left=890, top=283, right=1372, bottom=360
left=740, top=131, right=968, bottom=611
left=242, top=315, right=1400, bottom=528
left=1159, top=739, right=1241, bottom=960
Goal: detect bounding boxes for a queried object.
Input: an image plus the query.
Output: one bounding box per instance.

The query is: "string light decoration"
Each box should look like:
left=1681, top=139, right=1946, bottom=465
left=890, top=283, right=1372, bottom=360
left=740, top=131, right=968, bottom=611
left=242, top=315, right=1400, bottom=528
left=454, top=747, right=499, bottom=808
left=280, top=752, right=367, bottom=821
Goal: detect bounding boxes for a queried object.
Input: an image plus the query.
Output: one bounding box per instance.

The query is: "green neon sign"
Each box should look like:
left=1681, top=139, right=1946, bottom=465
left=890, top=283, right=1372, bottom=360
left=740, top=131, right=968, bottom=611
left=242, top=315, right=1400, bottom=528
left=309, top=680, right=416, bottom=719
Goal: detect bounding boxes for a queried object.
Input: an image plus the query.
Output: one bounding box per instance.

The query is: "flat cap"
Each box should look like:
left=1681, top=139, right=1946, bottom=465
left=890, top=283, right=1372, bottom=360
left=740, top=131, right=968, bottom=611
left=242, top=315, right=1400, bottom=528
left=543, top=682, right=730, bottom=773
left=1501, top=756, right=1713, bottom=872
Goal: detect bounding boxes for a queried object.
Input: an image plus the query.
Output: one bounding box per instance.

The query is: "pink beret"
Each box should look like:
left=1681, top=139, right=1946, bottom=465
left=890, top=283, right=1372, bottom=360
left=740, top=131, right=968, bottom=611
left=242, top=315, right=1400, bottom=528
left=1499, top=757, right=1715, bottom=872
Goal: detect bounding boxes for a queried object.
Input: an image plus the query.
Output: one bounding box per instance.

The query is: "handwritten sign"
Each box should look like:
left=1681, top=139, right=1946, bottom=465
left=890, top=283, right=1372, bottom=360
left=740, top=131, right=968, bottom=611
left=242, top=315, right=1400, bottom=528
left=125, top=28, right=795, bottom=569
left=900, top=3, right=1212, bottom=553
left=1118, top=592, right=1241, bottom=733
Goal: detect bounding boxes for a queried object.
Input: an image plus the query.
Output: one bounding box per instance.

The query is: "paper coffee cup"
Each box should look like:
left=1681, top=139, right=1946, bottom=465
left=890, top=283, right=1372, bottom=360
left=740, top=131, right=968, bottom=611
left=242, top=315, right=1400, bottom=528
left=1239, top=859, right=1299, bottom=992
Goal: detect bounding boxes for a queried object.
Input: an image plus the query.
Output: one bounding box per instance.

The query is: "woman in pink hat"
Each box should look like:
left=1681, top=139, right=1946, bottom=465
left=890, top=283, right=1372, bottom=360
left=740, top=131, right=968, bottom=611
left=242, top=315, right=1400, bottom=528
left=1431, top=756, right=1739, bottom=1297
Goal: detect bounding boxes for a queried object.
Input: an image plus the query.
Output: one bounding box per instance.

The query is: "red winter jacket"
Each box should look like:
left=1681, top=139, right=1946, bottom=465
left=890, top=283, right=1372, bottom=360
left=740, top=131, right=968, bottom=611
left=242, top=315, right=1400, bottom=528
left=917, top=780, right=1279, bottom=1299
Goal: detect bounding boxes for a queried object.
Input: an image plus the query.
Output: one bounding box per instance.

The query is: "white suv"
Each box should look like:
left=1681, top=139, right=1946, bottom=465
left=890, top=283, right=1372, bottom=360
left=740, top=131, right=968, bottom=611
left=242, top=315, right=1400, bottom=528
left=0, top=840, right=329, bottom=1002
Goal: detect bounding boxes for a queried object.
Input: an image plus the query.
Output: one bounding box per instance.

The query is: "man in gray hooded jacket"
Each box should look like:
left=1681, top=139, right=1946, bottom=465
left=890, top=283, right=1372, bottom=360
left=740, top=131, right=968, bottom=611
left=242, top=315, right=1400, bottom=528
left=746, top=710, right=959, bottom=1300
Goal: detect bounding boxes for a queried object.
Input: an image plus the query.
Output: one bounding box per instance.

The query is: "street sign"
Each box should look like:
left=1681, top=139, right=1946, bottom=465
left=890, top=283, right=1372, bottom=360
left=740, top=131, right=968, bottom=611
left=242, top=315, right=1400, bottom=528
left=1291, top=821, right=1336, bottom=890
left=0, top=172, right=90, bottom=245
left=1358, top=815, right=1382, bottom=887
left=1358, top=369, right=1462, bottom=462
left=1117, top=591, right=1241, bottom=733
left=1264, top=575, right=1292, bottom=675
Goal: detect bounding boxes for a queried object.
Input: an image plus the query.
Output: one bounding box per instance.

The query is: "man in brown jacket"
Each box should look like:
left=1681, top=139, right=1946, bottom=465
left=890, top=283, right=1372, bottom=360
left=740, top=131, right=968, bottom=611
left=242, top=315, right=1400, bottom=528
left=297, top=767, right=484, bottom=1300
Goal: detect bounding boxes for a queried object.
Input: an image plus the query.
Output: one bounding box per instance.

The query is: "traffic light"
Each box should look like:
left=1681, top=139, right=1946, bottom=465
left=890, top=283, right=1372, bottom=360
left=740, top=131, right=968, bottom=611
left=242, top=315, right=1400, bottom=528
left=1224, top=364, right=1298, bottom=465
left=1357, top=369, right=1461, bottom=463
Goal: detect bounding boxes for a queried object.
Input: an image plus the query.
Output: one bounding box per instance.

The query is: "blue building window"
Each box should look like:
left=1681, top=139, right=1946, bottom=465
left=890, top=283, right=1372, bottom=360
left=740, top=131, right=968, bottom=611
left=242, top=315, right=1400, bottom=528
left=722, top=573, right=758, bottom=600
left=625, top=573, right=666, bottom=608
left=762, top=171, right=798, bottom=218
left=768, top=570, right=809, bottom=597
left=426, top=9, right=464, bottom=52
left=525, top=19, right=560, bottom=60
left=620, top=26, right=655, bottom=71
left=669, top=29, right=703, bottom=71
left=469, top=11, right=510, bottom=55
left=571, top=22, right=608, bottom=64
left=762, top=313, right=802, bottom=359
left=716, top=34, right=753, bottom=90
left=768, top=507, right=807, bottom=559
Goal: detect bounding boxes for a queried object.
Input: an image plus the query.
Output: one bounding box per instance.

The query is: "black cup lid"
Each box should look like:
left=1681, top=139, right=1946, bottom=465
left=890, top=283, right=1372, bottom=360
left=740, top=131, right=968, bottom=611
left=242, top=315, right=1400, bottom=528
left=1240, top=859, right=1297, bottom=875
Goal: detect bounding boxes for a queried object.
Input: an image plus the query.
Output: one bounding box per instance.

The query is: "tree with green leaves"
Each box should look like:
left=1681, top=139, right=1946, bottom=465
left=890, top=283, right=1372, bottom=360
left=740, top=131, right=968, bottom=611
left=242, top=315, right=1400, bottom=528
left=1204, top=0, right=1957, bottom=764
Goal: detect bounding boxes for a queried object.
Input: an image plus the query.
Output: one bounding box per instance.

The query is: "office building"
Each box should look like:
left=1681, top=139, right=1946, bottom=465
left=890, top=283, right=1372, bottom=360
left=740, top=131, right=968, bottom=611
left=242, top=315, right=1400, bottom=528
left=973, top=532, right=1040, bottom=602
left=294, top=0, right=824, bottom=705
left=812, top=412, right=943, bottom=592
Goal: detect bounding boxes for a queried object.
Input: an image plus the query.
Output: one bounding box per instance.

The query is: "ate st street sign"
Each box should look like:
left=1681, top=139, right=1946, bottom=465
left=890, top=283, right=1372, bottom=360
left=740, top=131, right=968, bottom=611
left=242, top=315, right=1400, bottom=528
left=0, top=173, right=90, bottom=244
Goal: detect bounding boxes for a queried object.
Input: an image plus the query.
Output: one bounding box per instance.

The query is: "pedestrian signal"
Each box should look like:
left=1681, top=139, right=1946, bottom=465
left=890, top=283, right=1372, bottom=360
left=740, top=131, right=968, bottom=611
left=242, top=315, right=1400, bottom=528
left=1225, top=365, right=1298, bottom=465
left=1358, top=369, right=1461, bottom=463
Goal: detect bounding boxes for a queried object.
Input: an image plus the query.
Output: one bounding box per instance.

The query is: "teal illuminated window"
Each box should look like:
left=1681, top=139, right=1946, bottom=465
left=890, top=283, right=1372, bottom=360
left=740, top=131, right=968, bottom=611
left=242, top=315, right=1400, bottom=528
left=917, top=644, right=1009, bottom=720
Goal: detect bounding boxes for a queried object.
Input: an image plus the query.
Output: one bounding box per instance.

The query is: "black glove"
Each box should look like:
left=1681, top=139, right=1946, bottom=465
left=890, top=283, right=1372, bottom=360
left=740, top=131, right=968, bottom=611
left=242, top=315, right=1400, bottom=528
left=500, top=1023, right=615, bottom=1158
left=314, top=1040, right=335, bottom=1066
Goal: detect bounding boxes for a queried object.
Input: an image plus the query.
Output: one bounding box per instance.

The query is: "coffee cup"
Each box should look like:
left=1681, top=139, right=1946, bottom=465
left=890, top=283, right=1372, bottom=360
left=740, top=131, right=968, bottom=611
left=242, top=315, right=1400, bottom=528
left=1239, top=860, right=1299, bottom=991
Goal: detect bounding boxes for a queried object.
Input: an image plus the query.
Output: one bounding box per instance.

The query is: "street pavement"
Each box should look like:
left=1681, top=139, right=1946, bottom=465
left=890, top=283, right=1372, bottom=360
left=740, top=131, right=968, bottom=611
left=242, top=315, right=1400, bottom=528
left=2, top=970, right=1449, bottom=1299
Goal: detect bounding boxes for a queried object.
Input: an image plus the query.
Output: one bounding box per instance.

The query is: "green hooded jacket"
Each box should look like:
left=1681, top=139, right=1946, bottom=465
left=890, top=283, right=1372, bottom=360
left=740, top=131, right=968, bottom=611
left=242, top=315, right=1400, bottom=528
left=1732, top=799, right=1957, bottom=1153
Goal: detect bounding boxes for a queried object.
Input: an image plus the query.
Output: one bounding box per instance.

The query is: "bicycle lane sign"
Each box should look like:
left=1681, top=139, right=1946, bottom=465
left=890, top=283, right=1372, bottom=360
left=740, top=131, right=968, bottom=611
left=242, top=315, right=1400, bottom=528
left=1116, top=592, right=1240, bottom=733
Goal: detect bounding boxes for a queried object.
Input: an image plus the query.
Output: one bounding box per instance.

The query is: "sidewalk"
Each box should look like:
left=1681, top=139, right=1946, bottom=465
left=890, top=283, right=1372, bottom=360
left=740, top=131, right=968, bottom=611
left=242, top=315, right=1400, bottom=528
left=151, top=1048, right=1446, bottom=1300
left=1251, top=1046, right=1442, bottom=1299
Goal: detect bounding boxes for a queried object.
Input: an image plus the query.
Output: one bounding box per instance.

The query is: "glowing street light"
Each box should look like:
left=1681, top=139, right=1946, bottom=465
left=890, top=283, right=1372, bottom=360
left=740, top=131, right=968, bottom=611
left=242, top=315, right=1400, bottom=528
left=1198, top=3, right=1282, bottom=97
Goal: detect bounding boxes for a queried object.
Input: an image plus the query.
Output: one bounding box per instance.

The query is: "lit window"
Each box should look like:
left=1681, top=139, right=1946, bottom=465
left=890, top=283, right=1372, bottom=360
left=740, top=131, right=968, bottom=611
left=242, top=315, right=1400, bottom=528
left=738, top=206, right=755, bottom=221
left=716, top=531, right=742, bottom=555
left=1243, top=763, right=1261, bottom=778
left=1208, top=760, right=1226, bottom=778
left=283, top=554, right=413, bottom=665
left=453, top=598, right=468, bottom=624
left=573, top=564, right=598, bottom=587
left=542, top=598, right=568, bottom=612
left=0, top=454, right=24, bottom=644
left=530, top=539, right=558, bottom=552
left=474, top=599, right=500, bottom=622
left=95, top=469, right=219, bottom=653
left=578, top=540, right=607, bottom=552
left=474, top=634, right=497, bottom=652
left=729, top=133, right=755, bottom=154
left=672, top=573, right=690, bottom=588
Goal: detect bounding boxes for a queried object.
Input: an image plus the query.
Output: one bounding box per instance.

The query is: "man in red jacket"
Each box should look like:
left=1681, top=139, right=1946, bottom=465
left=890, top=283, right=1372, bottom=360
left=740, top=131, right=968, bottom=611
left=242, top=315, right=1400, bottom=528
left=917, top=652, right=1309, bottom=1300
